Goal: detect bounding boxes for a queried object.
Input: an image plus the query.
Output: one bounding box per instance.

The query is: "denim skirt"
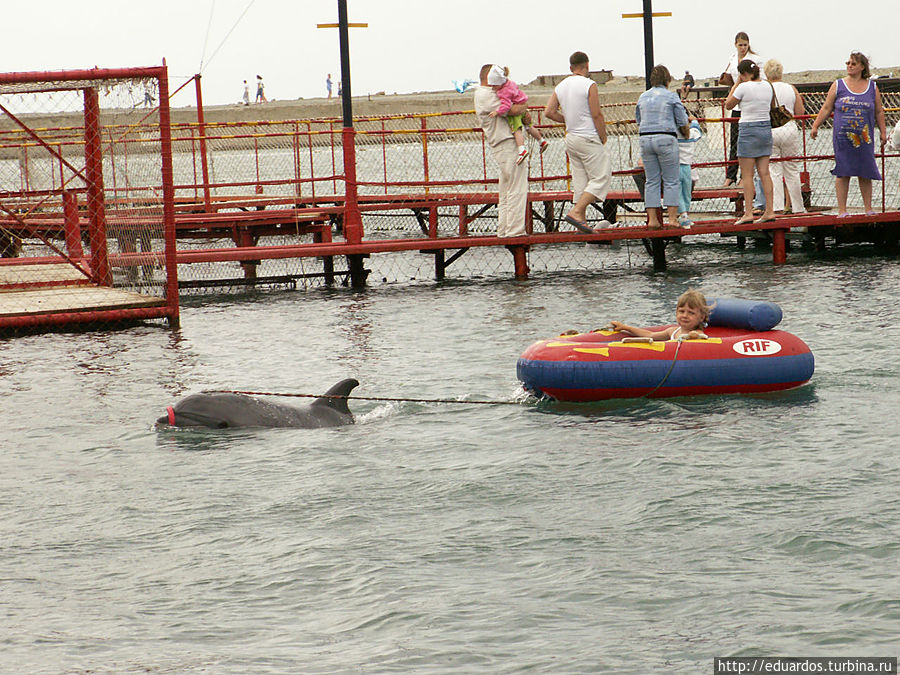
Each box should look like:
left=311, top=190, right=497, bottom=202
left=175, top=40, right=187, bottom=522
left=737, top=120, right=772, bottom=158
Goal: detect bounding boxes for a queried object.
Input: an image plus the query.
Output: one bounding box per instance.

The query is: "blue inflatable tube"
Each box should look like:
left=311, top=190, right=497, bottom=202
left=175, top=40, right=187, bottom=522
left=707, top=298, right=783, bottom=331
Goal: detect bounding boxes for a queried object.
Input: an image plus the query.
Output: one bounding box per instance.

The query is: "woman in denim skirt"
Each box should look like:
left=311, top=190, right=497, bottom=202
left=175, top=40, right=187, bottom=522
left=725, top=60, right=776, bottom=224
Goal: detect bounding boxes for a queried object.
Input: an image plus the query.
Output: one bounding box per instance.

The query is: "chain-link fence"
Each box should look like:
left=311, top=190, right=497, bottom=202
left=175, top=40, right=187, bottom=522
left=0, top=67, right=179, bottom=331
left=5, top=78, right=898, bottom=304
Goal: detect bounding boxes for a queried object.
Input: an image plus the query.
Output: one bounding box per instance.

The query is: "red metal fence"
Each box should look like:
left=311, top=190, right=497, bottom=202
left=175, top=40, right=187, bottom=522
left=0, top=66, right=179, bottom=331
left=2, top=70, right=899, bottom=309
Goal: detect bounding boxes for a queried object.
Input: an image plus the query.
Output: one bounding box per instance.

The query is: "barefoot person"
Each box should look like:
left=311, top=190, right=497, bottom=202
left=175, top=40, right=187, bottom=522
left=474, top=64, right=529, bottom=237
left=543, top=51, right=612, bottom=233
left=725, top=60, right=775, bottom=225
left=810, top=51, right=887, bottom=216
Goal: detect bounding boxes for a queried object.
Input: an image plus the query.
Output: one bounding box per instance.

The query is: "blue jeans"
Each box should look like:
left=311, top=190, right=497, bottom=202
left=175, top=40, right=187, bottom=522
left=679, top=164, right=692, bottom=213
left=640, top=135, right=680, bottom=209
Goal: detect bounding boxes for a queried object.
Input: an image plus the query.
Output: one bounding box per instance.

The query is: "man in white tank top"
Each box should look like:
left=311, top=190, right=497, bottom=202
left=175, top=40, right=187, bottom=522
left=474, top=63, right=529, bottom=237
left=543, top=51, right=612, bottom=232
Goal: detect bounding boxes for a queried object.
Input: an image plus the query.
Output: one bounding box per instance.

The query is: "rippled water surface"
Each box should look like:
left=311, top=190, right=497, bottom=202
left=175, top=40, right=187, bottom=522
left=2, top=244, right=898, bottom=674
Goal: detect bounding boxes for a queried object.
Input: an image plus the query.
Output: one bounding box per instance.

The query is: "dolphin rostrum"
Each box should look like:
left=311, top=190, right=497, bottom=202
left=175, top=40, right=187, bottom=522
left=156, top=378, right=359, bottom=429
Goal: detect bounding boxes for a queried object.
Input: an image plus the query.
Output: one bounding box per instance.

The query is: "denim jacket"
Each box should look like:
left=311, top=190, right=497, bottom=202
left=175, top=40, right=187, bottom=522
left=635, top=86, right=689, bottom=134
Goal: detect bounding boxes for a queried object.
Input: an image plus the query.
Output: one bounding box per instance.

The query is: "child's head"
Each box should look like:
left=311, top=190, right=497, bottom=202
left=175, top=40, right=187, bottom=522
left=676, top=289, right=711, bottom=329
left=487, top=64, right=508, bottom=89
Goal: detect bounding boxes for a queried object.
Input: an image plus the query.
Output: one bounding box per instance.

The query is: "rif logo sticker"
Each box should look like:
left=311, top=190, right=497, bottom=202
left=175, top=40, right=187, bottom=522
left=733, top=339, right=782, bottom=356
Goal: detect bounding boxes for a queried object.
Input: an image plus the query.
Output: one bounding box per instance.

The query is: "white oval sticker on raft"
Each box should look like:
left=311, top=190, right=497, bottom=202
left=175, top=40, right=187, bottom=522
left=732, top=338, right=783, bottom=356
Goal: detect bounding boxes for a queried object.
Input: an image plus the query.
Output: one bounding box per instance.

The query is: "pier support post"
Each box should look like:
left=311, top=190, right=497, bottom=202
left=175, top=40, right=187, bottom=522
left=544, top=201, right=555, bottom=232
left=772, top=228, right=787, bottom=265
left=434, top=249, right=445, bottom=281
left=509, top=245, right=529, bottom=279
left=651, top=238, right=667, bottom=271
left=83, top=86, right=111, bottom=286
left=62, top=191, right=84, bottom=260
left=347, top=254, right=368, bottom=288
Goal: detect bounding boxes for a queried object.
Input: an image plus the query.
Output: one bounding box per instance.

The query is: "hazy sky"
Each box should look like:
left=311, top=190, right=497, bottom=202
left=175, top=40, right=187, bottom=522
left=10, top=0, right=894, bottom=107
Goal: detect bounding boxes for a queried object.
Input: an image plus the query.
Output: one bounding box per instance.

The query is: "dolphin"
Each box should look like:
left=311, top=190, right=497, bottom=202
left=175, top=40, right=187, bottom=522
left=156, top=378, right=359, bottom=429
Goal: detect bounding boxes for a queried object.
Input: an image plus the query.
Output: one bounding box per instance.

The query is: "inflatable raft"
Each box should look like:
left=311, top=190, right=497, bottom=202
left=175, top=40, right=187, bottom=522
left=517, top=299, right=814, bottom=401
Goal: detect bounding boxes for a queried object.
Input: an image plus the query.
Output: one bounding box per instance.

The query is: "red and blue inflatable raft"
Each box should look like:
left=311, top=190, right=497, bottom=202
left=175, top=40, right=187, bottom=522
left=517, top=298, right=814, bottom=401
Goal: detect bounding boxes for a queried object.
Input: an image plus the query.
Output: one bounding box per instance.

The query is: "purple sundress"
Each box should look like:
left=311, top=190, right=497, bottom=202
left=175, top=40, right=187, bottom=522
left=831, top=78, right=882, bottom=180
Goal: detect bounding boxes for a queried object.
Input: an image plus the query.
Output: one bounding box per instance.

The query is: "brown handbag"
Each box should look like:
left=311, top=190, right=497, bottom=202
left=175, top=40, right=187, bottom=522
left=769, top=82, right=793, bottom=128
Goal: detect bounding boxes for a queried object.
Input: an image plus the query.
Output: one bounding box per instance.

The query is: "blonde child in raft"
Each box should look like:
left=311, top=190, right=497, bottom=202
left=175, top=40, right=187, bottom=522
left=610, top=289, right=712, bottom=341
left=486, top=64, right=548, bottom=164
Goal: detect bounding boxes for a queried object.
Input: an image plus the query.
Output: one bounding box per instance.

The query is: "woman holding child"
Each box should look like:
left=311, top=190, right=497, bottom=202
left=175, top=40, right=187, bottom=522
left=725, top=60, right=776, bottom=224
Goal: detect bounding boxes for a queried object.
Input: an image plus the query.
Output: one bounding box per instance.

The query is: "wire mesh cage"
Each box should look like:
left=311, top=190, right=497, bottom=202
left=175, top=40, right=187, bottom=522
left=0, top=67, right=179, bottom=332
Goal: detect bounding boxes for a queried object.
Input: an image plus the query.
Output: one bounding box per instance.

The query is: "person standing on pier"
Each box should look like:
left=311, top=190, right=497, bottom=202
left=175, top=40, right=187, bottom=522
left=764, top=59, right=806, bottom=214
left=725, top=59, right=776, bottom=225
left=327, top=73, right=333, bottom=99
left=635, top=64, right=690, bottom=229
left=475, top=63, right=529, bottom=237
left=810, top=51, right=887, bottom=217
left=719, top=32, right=765, bottom=187
left=543, top=51, right=612, bottom=233
left=255, top=75, right=267, bottom=103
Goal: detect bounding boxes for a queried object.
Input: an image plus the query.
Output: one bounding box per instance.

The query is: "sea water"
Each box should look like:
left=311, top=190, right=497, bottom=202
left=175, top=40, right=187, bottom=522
left=1, top=242, right=898, bottom=673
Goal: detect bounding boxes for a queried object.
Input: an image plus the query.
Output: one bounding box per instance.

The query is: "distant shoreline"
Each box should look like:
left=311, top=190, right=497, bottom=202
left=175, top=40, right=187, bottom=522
left=184, top=67, right=898, bottom=126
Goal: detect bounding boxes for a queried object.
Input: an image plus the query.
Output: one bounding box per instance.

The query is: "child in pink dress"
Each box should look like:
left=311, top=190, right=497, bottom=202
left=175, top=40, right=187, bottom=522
left=486, top=65, right=548, bottom=164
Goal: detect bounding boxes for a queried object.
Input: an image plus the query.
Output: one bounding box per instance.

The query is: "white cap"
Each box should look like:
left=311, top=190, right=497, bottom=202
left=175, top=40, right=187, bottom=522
left=487, top=64, right=507, bottom=86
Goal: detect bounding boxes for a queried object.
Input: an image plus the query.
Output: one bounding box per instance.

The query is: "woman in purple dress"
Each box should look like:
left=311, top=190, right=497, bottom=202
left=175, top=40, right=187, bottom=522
left=811, top=52, right=887, bottom=216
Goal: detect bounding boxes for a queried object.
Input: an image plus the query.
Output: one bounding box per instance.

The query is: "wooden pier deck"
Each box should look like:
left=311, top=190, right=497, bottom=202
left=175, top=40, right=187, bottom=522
left=0, top=262, right=169, bottom=331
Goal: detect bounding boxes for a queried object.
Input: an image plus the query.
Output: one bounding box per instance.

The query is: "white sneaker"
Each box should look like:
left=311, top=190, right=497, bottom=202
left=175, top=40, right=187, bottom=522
left=593, top=219, right=613, bottom=230
left=516, top=147, right=528, bottom=165
left=677, top=213, right=693, bottom=229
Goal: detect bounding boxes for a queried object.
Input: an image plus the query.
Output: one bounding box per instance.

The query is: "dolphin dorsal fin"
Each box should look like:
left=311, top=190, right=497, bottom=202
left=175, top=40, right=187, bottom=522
left=312, top=378, right=359, bottom=416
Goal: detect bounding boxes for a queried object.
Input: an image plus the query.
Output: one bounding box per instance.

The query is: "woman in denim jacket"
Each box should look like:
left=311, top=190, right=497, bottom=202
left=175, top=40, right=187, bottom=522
left=636, top=65, right=690, bottom=228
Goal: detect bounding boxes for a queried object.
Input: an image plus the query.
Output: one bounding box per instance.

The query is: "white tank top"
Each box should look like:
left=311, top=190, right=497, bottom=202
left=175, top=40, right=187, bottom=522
left=554, top=75, right=597, bottom=137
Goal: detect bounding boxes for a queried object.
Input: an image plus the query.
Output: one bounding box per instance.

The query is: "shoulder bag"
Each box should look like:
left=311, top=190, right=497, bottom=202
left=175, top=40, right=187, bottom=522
left=769, top=82, right=793, bottom=128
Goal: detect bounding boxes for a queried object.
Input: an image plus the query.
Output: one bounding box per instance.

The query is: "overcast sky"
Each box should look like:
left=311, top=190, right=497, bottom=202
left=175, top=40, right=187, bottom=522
left=9, top=0, right=895, bottom=107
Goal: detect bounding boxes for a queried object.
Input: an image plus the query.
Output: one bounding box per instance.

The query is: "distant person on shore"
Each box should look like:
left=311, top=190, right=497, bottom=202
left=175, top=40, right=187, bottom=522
left=327, top=73, right=333, bottom=99
left=543, top=51, right=612, bottom=233
left=810, top=51, right=887, bottom=216
left=725, top=59, right=775, bottom=225
left=255, top=75, right=267, bottom=103
left=486, top=65, right=548, bottom=165
left=337, top=80, right=342, bottom=97
left=719, top=32, right=765, bottom=187
left=635, top=64, right=690, bottom=229
left=680, top=70, right=695, bottom=97
left=474, top=63, right=529, bottom=237
left=142, top=86, right=156, bottom=108
left=242, top=80, right=250, bottom=106
left=609, top=289, right=712, bottom=342
left=764, top=59, right=806, bottom=214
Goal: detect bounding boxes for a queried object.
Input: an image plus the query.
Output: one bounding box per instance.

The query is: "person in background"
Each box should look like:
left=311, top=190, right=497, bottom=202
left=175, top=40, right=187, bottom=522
left=810, top=51, right=887, bottom=216
left=486, top=65, right=549, bottom=165
left=635, top=64, right=690, bottom=229
left=680, top=70, right=695, bottom=98
left=725, top=60, right=775, bottom=225
left=719, top=32, right=765, bottom=187
left=764, top=59, right=806, bottom=214
left=609, top=289, right=712, bottom=342
left=676, top=119, right=703, bottom=228
left=255, top=75, right=267, bottom=103
left=543, top=51, right=612, bottom=233
left=474, top=63, right=529, bottom=237
left=326, top=73, right=333, bottom=99
left=242, top=80, right=250, bottom=106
